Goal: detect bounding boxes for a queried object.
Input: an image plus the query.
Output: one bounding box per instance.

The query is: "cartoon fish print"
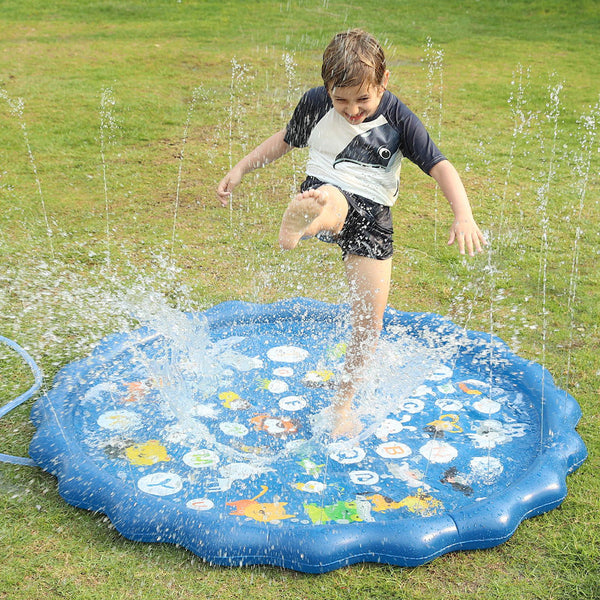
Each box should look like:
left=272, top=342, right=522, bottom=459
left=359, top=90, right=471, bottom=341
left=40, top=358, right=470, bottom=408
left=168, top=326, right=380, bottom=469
left=125, top=440, right=171, bottom=466
left=102, top=437, right=134, bottom=459
left=123, top=381, right=150, bottom=403
left=424, top=414, right=463, bottom=438
left=440, top=466, right=473, bottom=496
left=333, top=123, right=401, bottom=169
left=396, top=489, right=444, bottom=517
left=121, top=377, right=164, bottom=403
left=385, top=461, right=430, bottom=489
left=219, top=391, right=252, bottom=410
left=302, top=369, right=336, bottom=388
left=227, top=486, right=295, bottom=522
left=293, top=481, right=327, bottom=494
left=230, top=440, right=273, bottom=456
left=459, top=380, right=483, bottom=395
left=304, top=500, right=362, bottom=524
left=250, top=413, right=300, bottom=437
left=366, top=494, right=406, bottom=512
left=298, top=458, right=325, bottom=477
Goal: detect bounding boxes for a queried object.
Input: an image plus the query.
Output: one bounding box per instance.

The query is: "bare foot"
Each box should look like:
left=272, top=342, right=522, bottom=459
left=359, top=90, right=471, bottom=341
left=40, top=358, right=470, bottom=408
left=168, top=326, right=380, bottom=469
left=278, top=189, right=327, bottom=250
left=330, top=405, right=364, bottom=439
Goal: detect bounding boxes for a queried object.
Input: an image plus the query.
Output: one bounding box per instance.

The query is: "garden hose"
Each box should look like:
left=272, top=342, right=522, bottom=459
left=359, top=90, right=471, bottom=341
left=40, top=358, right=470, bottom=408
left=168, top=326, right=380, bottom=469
left=0, top=335, right=43, bottom=467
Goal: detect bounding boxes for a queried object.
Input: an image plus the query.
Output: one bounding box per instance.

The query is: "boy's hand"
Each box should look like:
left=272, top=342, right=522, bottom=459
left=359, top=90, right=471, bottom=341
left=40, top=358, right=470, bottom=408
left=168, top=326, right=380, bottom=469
left=448, top=218, right=487, bottom=256
left=216, top=169, right=243, bottom=206
left=215, top=130, right=290, bottom=206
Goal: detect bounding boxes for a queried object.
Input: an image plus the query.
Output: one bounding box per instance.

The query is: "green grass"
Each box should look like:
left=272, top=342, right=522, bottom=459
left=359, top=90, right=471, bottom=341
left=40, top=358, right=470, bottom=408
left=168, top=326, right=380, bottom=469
left=1, top=1, right=599, bottom=598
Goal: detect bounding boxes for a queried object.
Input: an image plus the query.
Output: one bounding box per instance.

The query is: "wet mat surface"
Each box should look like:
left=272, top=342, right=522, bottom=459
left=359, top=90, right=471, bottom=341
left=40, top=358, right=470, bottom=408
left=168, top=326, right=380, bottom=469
left=29, top=298, right=586, bottom=571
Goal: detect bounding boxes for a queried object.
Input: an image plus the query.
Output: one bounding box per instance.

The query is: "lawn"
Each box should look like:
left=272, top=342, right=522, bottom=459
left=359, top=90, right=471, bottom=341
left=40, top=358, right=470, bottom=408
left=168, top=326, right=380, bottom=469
left=0, top=1, right=598, bottom=599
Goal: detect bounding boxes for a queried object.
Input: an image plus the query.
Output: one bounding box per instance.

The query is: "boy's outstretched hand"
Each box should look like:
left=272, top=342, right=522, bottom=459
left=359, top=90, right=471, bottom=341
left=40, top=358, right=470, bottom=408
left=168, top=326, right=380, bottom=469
left=429, top=160, right=487, bottom=257
left=216, top=168, right=243, bottom=207
left=447, top=217, right=487, bottom=256
left=215, top=129, right=291, bottom=207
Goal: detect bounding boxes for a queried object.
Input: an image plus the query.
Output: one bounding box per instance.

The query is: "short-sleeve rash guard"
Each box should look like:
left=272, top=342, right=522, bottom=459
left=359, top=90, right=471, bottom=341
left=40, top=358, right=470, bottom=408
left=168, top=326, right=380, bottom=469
left=284, top=87, right=446, bottom=206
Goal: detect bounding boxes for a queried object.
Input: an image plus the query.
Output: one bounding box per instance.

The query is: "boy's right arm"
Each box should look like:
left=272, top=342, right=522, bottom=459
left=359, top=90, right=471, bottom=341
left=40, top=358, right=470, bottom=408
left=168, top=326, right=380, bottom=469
left=216, top=129, right=292, bottom=206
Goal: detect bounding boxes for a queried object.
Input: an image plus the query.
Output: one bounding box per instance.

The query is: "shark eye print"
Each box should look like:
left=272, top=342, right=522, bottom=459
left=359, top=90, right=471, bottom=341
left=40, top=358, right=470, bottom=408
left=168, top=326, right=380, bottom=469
left=378, top=146, right=392, bottom=160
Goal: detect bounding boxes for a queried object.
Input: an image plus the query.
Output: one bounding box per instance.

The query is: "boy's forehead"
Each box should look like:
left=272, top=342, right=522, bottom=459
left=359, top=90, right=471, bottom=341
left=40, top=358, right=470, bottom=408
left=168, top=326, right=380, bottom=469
left=330, top=81, right=375, bottom=96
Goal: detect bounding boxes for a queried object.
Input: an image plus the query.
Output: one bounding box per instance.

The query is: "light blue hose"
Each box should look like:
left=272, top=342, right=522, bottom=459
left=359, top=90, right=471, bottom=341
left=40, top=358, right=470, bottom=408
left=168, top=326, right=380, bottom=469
left=0, top=335, right=43, bottom=467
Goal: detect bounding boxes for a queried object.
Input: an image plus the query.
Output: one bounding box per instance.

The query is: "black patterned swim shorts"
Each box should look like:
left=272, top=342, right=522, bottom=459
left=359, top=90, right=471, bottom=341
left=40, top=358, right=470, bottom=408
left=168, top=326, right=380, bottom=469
left=300, top=176, right=394, bottom=260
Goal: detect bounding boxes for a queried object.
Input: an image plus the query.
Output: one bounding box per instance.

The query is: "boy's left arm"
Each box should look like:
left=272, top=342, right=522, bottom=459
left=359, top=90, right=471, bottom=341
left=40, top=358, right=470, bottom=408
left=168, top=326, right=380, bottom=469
left=429, top=160, right=486, bottom=256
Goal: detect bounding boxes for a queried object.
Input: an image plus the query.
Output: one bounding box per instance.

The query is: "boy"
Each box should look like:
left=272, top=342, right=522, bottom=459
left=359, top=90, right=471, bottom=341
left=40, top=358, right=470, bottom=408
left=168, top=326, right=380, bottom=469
left=217, top=29, right=486, bottom=438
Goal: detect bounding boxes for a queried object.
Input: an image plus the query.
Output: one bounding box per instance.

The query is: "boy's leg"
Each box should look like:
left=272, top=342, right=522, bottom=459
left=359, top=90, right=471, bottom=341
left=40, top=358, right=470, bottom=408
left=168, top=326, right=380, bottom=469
left=278, top=185, right=348, bottom=250
left=331, top=254, right=392, bottom=438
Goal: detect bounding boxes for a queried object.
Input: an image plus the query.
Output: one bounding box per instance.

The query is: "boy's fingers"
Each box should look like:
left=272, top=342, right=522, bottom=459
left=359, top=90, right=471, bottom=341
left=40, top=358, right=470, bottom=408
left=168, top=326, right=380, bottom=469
left=466, top=235, right=475, bottom=256
left=475, top=234, right=484, bottom=253
left=456, top=231, right=466, bottom=254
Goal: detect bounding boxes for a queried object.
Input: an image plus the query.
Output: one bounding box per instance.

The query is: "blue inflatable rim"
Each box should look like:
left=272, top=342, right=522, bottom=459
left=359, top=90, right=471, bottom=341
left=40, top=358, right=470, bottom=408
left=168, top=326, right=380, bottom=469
left=28, top=297, right=587, bottom=573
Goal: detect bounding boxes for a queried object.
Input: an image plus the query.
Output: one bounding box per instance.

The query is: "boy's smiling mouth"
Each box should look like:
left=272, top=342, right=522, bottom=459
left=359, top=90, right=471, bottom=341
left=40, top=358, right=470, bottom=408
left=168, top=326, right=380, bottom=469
left=345, top=112, right=366, bottom=124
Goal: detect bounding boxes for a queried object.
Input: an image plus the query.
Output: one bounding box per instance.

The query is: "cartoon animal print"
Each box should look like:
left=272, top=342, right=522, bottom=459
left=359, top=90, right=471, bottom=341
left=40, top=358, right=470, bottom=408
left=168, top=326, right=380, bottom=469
left=395, top=489, right=444, bottom=517
left=219, top=391, right=252, bottom=410
left=424, top=414, right=463, bottom=438
left=440, top=466, right=473, bottom=496
left=298, top=458, right=325, bottom=477
left=333, top=124, right=401, bottom=169
left=250, top=413, right=300, bottom=437
left=385, top=461, right=430, bottom=489
left=366, top=494, right=406, bottom=512
left=302, top=369, right=336, bottom=388
left=102, top=437, right=134, bottom=459
left=459, top=380, right=483, bottom=395
left=123, top=381, right=150, bottom=403
left=125, top=440, right=171, bottom=466
left=304, top=500, right=363, bottom=524
left=226, top=486, right=295, bottom=522
left=122, top=377, right=162, bottom=403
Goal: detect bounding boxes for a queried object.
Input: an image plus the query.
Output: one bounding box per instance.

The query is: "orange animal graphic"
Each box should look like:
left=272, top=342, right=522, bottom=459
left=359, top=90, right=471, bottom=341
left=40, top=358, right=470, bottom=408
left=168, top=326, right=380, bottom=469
left=367, top=490, right=443, bottom=516
left=123, top=381, right=150, bottom=403
left=226, top=486, right=296, bottom=522
left=366, top=494, right=406, bottom=512
left=250, top=414, right=300, bottom=437
left=459, top=381, right=483, bottom=395
left=122, top=377, right=162, bottom=403
left=397, top=489, right=444, bottom=516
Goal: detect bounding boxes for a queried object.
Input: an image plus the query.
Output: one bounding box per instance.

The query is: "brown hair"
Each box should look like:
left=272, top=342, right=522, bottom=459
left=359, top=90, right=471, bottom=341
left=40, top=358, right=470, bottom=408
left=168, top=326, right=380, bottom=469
left=321, top=29, right=387, bottom=91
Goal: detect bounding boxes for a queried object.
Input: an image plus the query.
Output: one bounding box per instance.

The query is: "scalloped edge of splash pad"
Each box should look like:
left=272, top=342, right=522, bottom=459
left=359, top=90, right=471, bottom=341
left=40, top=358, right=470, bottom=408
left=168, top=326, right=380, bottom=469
left=29, top=298, right=586, bottom=573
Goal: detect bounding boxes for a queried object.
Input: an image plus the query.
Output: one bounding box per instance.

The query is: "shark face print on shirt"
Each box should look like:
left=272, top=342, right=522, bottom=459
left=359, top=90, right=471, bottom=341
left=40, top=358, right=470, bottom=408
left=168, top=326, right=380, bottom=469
left=284, top=87, right=446, bottom=207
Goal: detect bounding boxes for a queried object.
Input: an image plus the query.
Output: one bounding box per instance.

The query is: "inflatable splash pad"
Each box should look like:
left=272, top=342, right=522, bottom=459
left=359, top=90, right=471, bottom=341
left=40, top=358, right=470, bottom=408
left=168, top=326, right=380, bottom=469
left=29, top=298, right=586, bottom=573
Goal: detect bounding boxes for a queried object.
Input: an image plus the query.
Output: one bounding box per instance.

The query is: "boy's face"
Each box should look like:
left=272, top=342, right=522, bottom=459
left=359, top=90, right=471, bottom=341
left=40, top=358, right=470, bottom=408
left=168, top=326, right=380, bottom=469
left=328, top=72, right=389, bottom=125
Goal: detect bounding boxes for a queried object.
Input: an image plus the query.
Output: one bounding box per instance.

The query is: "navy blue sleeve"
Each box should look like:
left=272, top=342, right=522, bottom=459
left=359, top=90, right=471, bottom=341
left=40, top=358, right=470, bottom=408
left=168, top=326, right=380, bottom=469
left=381, top=92, right=446, bottom=174
left=284, top=87, right=332, bottom=148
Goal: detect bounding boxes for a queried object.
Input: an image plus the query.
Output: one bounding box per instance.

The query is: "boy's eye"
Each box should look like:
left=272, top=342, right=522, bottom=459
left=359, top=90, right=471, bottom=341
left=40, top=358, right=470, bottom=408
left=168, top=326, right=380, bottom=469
left=334, top=96, right=369, bottom=103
